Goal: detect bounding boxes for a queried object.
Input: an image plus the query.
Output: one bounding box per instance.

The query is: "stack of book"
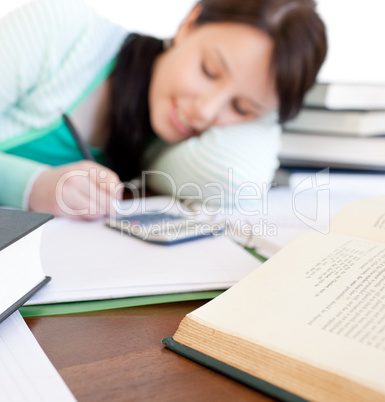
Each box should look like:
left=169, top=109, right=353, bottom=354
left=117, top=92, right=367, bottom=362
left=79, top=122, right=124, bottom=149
left=279, top=83, right=385, bottom=171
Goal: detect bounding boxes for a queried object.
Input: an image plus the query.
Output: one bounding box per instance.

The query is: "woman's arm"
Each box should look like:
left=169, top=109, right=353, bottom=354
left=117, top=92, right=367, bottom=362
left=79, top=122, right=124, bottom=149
left=143, top=113, right=281, bottom=208
left=0, top=0, right=126, bottom=217
left=0, top=153, right=123, bottom=218
left=0, top=153, right=46, bottom=209
left=0, top=0, right=94, bottom=210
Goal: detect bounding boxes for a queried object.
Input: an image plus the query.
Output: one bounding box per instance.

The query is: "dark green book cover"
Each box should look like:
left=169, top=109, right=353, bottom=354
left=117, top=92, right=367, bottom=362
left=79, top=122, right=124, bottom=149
left=162, top=337, right=307, bottom=402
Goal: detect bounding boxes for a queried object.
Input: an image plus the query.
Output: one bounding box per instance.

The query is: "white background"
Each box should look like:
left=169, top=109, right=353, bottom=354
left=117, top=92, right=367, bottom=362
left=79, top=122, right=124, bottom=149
left=1, top=0, right=385, bottom=83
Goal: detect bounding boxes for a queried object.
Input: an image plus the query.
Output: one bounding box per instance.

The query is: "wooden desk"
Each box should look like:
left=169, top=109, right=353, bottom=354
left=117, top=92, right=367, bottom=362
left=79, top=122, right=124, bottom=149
left=25, top=301, right=274, bottom=401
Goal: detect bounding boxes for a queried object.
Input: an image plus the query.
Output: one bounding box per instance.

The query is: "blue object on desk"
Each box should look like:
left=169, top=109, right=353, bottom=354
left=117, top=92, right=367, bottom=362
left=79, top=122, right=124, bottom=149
left=106, top=212, right=222, bottom=245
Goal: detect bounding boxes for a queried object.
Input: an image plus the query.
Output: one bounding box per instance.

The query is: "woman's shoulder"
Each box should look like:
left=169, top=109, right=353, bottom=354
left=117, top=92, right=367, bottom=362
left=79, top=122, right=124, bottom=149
left=0, top=0, right=126, bottom=49
left=0, top=1, right=93, bottom=59
left=1, top=0, right=93, bottom=29
left=0, top=0, right=128, bottom=137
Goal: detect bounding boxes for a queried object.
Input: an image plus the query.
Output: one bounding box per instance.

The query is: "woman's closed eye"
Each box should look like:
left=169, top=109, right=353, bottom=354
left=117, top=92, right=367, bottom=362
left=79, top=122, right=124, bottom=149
left=232, top=99, right=254, bottom=117
left=201, top=61, right=219, bottom=79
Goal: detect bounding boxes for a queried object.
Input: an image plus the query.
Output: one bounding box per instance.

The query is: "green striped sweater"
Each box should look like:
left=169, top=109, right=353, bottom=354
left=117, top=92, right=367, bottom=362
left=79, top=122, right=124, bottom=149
left=0, top=0, right=281, bottom=210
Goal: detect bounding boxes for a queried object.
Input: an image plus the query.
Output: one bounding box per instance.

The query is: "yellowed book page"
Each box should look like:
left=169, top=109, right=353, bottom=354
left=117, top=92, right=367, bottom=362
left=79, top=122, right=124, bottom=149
left=330, top=195, right=385, bottom=243
left=187, top=231, right=385, bottom=396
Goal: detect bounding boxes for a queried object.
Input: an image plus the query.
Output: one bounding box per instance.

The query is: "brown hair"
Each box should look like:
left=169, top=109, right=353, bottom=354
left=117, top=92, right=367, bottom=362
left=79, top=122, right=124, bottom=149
left=195, top=0, right=327, bottom=123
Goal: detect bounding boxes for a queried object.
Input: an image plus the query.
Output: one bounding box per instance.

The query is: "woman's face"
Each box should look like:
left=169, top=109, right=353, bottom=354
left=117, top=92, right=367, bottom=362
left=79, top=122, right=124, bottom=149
left=149, top=8, right=278, bottom=143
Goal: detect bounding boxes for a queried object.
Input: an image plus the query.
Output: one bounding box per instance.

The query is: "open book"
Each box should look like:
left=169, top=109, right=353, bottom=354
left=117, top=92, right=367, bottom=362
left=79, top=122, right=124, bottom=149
left=163, top=196, right=385, bottom=401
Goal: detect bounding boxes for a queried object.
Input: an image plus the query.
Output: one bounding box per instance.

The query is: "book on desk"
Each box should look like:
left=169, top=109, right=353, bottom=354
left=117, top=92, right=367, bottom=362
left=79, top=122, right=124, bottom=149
left=0, top=209, right=52, bottom=323
left=163, top=195, right=385, bottom=401
left=280, top=81, right=385, bottom=171
left=279, top=131, right=385, bottom=171
left=303, top=82, right=385, bottom=111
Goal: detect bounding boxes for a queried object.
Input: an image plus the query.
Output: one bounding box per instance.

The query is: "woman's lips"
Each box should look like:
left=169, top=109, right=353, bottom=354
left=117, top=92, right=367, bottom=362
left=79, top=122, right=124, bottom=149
left=170, top=100, right=195, bottom=136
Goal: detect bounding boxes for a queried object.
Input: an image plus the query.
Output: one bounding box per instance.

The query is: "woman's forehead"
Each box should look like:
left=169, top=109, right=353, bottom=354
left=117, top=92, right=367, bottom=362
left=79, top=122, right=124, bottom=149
left=194, top=23, right=278, bottom=109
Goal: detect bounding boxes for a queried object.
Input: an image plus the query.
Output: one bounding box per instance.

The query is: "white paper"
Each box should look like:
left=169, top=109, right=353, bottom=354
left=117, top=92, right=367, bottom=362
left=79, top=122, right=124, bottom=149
left=0, top=312, right=75, bottom=402
left=26, top=204, right=261, bottom=304
left=241, top=173, right=385, bottom=257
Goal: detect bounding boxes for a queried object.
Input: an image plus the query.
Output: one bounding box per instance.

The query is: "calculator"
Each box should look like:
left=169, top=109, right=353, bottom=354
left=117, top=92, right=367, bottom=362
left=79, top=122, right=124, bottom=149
left=106, top=211, right=222, bottom=245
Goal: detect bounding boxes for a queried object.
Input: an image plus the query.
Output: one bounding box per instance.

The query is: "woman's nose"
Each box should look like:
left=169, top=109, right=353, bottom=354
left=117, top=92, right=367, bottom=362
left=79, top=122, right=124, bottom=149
left=193, top=88, right=229, bottom=128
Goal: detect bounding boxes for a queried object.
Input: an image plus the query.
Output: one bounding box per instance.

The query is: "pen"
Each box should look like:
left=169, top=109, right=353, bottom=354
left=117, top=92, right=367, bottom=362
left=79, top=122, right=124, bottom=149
left=62, top=113, right=140, bottom=194
left=62, top=113, right=95, bottom=161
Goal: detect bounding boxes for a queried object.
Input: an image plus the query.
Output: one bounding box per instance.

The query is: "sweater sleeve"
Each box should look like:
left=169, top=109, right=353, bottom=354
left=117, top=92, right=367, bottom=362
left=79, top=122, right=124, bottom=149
left=0, top=0, right=124, bottom=209
left=0, top=153, right=47, bottom=209
left=0, top=0, right=94, bottom=209
left=143, top=112, right=281, bottom=208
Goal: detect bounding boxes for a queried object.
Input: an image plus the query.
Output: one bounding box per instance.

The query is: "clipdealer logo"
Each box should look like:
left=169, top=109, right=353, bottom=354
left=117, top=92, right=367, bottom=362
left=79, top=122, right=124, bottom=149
left=291, top=169, right=331, bottom=234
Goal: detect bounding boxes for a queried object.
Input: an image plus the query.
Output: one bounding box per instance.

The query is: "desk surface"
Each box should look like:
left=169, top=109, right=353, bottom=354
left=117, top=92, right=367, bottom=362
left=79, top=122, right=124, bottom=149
left=25, top=301, right=274, bottom=401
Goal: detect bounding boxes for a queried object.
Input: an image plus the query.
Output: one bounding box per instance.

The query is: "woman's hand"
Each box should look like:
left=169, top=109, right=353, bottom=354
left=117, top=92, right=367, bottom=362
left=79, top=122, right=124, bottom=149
left=28, top=161, right=123, bottom=220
